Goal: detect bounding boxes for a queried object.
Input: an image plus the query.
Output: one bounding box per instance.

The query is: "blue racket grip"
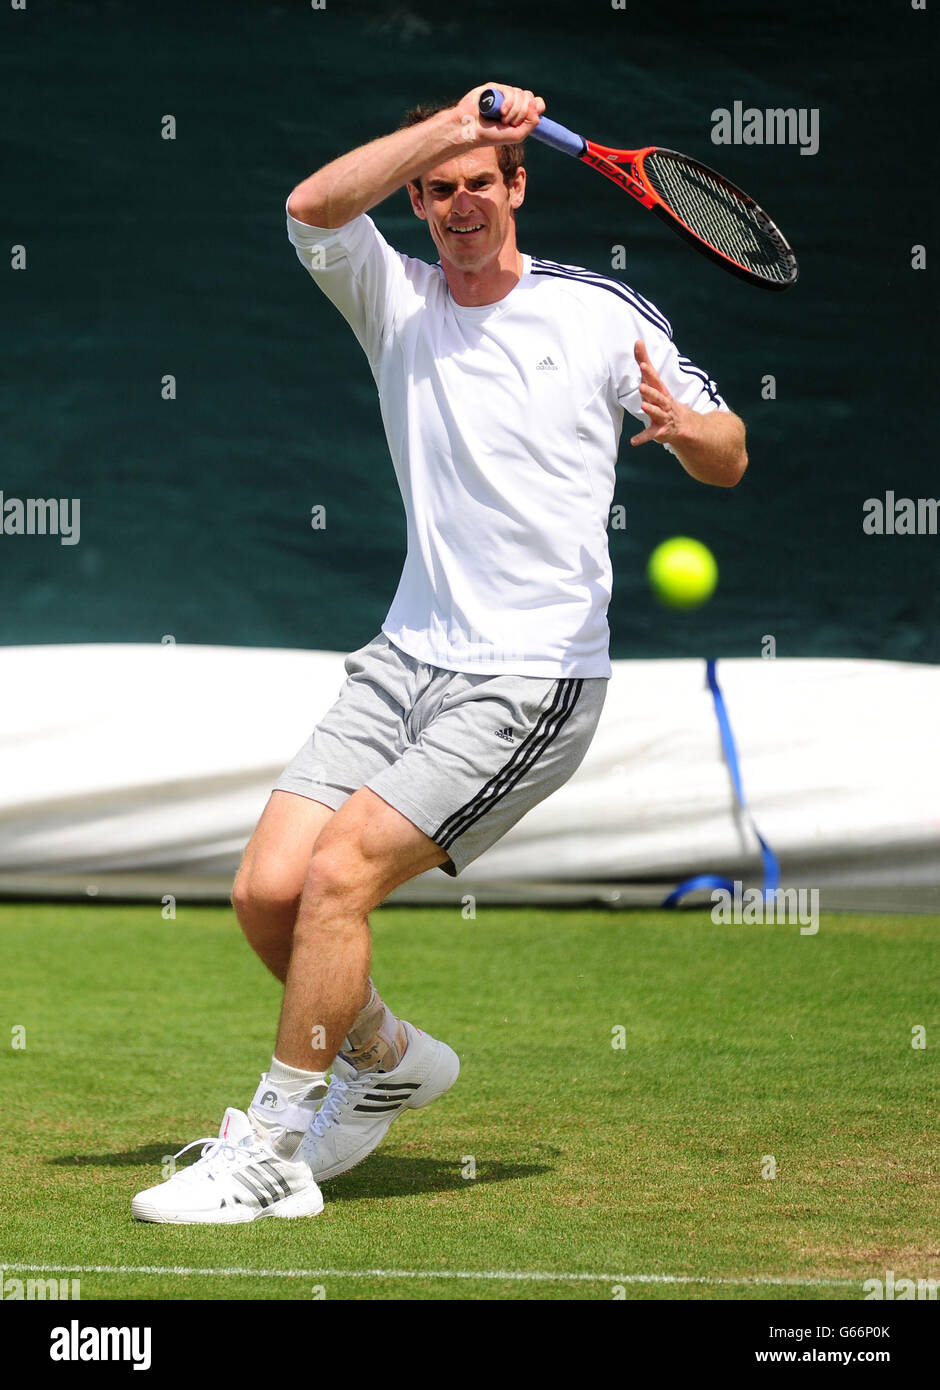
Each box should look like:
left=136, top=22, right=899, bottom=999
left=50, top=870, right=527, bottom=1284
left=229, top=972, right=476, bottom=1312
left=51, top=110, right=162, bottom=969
left=478, top=88, right=586, bottom=159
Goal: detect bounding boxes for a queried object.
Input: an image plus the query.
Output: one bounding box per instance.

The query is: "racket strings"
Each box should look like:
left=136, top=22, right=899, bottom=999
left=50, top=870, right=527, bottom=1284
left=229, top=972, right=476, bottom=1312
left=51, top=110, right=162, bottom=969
left=642, top=152, right=794, bottom=285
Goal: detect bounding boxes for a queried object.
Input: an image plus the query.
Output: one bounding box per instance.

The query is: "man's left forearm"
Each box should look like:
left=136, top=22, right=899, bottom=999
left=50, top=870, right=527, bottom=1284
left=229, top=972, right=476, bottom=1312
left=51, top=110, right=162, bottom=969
left=671, top=406, right=748, bottom=487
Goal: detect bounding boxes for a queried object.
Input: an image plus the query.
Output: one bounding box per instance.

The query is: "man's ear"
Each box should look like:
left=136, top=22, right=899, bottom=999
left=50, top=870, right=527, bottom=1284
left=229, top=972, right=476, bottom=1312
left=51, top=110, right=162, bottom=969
left=508, top=166, right=526, bottom=212
left=406, top=182, right=427, bottom=221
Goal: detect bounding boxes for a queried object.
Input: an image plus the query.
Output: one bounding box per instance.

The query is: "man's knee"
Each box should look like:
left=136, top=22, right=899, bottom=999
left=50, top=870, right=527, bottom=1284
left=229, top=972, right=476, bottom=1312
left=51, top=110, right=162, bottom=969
left=296, top=836, right=392, bottom=927
left=231, top=858, right=304, bottom=922
left=297, top=789, right=447, bottom=922
left=232, top=791, right=335, bottom=921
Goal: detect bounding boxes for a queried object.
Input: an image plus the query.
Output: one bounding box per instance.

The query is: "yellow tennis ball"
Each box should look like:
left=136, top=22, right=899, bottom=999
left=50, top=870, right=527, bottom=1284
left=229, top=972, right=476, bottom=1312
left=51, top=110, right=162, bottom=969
left=648, top=537, right=718, bottom=608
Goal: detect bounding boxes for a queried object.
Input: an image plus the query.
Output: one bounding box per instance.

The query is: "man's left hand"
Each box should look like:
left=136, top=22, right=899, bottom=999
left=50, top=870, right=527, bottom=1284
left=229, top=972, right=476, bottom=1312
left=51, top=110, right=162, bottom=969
left=630, top=339, right=689, bottom=448
left=628, top=339, right=748, bottom=486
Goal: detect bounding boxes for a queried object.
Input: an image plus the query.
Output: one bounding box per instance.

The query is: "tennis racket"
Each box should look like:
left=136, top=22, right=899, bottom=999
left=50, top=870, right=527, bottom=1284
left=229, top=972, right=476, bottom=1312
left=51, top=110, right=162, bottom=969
left=478, top=88, right=798, bottom=291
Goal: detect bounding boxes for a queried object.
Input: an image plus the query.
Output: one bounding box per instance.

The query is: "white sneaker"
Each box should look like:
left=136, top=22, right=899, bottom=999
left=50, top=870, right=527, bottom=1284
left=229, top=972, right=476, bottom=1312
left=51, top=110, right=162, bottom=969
left=132, top=1108, right=324, bottom=1224
left=300, top=1020, right=459, bottom=1182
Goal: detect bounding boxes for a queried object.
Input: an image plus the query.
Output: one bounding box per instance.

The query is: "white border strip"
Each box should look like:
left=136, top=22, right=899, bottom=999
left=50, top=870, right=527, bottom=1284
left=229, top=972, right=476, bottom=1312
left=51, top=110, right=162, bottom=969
left=1, top=1263, right=859, bottom=1287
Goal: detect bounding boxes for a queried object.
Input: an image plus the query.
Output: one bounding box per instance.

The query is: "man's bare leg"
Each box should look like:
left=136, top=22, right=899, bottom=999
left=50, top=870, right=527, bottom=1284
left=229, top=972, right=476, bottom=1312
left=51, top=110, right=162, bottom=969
left=229, top=785, right=446, bottom=1162
left=232, top=790, right=335, bottom=984
left=131, top=787, right=451, bottom=1220
left=232, top=788, right=438, bottom=1055
left=273, top=786, right=448, bottom=1071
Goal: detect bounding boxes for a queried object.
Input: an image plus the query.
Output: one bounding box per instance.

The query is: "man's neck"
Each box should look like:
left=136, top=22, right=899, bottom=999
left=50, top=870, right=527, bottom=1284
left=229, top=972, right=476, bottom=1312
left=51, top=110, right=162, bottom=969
left=442, top=248, right=525, bottom=307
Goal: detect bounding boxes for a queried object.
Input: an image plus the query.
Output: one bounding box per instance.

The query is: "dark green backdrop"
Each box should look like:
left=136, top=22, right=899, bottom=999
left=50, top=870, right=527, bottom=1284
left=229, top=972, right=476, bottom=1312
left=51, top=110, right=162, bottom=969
left=3, top=0, right=937, bottom=660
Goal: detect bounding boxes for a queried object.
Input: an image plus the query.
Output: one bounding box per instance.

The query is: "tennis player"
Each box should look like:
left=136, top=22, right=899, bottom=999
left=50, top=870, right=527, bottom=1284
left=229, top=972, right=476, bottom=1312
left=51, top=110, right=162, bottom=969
left=133, top=83, right=746, bottom=1223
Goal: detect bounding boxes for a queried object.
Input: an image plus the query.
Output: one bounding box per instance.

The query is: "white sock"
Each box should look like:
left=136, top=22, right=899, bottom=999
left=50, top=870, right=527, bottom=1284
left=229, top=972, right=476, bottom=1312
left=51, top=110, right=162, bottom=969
left=267, top=1056, right=329, bottom=1104
left=249, top=1057, right=329, bottom=1159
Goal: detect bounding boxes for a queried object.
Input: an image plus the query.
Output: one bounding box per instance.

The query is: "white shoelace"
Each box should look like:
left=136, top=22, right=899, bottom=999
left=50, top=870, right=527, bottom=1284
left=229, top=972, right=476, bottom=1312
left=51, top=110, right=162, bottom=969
left=308, top=1070, right=375, bottom=1137
left=170, top=1134, right=260, bottom=1181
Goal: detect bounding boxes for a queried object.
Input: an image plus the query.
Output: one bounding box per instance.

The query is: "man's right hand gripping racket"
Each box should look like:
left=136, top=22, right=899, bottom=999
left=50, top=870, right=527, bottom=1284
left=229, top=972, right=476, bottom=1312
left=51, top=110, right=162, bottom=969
left=479, top=88, right=798, bottom=290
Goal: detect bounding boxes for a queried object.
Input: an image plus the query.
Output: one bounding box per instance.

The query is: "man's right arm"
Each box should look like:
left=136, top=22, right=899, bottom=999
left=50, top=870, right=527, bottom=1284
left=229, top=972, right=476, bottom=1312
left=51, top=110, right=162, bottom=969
left=286, top=83, right=543, bottom=228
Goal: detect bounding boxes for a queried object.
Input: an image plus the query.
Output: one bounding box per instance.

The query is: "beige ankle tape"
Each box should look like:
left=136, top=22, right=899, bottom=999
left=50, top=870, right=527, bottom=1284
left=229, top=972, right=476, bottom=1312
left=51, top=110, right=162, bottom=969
left=344, top=995, right=387, bottom=1053
left=342, top=995, right=405, bottom=1073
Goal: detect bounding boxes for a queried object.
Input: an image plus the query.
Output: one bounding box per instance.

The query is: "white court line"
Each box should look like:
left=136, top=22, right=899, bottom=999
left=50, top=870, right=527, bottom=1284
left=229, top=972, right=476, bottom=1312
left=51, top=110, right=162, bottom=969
left=0, top=1262, right=859, bottom=1287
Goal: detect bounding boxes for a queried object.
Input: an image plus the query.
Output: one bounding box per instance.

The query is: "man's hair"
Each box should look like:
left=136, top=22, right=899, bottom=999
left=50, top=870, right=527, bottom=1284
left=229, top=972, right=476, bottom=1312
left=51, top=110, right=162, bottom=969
left=402, top=100, right=525, bottom=196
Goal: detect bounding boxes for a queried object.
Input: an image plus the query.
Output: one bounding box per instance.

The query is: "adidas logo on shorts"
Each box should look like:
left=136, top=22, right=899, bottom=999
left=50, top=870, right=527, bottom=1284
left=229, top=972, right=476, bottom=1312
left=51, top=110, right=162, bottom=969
left=495, top=727, right=515, bottom=743
left=536, top=355, right=558, bottom=371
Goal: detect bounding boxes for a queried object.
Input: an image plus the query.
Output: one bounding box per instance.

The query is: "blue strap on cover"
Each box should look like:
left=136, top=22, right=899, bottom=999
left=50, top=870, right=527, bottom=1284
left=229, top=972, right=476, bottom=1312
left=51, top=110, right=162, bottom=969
left=662, top=659, right=780, bottom=907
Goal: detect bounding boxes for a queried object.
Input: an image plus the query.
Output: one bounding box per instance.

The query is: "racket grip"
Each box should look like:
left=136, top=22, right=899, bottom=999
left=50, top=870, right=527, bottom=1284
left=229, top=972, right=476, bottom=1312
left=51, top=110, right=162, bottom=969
left=478, top=88, right=586, bottom=159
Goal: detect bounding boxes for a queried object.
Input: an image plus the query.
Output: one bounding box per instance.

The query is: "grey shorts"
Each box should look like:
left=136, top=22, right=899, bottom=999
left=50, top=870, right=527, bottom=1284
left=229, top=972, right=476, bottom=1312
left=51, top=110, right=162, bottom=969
left=274, top=633, right=607, bottom=876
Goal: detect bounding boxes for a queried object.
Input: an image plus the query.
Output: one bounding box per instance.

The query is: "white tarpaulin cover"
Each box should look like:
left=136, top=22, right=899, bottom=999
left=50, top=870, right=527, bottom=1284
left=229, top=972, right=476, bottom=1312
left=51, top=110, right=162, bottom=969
left=1, top=645, right=937, bottom=911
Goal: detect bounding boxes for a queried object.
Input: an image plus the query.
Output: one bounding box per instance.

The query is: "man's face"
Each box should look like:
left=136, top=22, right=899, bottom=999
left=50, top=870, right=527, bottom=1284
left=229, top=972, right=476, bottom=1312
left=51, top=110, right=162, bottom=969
left=408, top=147, right=525, bottom=274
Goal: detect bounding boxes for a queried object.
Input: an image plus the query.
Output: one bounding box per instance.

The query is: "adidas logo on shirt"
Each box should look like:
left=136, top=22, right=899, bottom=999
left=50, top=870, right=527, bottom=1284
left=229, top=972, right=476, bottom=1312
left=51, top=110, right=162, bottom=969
left=536, top=356, right=558, bottom=371
left=495, top=727, right=515, bottom=743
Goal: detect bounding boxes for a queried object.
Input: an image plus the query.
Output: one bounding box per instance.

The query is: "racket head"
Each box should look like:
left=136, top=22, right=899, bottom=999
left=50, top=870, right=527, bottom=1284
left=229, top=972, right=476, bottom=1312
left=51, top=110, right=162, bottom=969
left=630, top=146, right=799, bottom=290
